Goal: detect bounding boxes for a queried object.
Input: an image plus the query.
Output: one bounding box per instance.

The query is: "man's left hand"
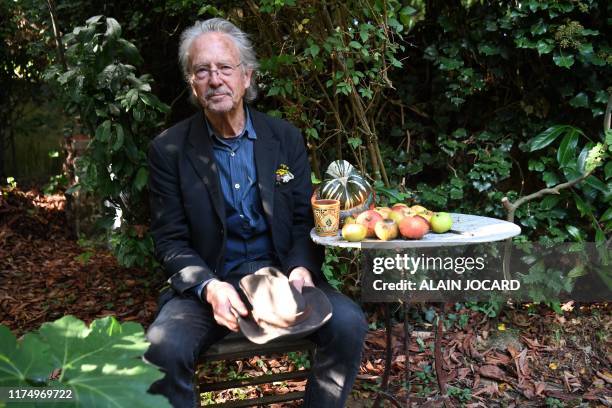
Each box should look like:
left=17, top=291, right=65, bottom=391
left=288, top=267, right=314, bottom=293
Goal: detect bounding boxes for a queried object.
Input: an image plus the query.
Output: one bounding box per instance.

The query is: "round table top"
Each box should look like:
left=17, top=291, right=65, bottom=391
left=310, top=213, right=521, bottom=248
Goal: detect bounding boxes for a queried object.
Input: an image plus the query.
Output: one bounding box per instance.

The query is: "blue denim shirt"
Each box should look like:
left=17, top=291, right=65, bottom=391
left=194, top=108, right=274, bottom=299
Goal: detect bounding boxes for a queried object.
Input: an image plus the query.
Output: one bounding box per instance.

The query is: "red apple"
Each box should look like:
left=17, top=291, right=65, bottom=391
left=355, top=210, right=384, bottom=238
left=391, top=203, right=409, bottom=212
left=399, top=215, right=430, bottom=240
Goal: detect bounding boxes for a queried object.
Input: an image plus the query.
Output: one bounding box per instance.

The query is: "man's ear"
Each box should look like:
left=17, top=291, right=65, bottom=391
left=243, top=69, right=253, bottom=89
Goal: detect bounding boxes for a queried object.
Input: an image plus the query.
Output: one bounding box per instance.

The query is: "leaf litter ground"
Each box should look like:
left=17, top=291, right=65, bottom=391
left=0, top=188, right=610, bottom=407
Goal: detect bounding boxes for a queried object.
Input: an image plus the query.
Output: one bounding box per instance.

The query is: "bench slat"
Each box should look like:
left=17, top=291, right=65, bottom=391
left=200, top=391, right=305, bottom=408
left=202, top=337, right=315, bottom=361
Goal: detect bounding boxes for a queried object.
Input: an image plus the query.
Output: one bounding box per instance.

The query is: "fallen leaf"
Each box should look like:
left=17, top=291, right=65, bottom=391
left=479, top=365, right=509, bottom=382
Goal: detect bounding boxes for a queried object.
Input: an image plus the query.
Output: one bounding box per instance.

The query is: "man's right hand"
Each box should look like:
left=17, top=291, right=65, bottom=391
left=204, top=279, right=248, bottom=332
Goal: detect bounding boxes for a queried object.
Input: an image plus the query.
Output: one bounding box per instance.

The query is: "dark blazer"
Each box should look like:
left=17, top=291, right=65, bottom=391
left=148, top=109, right=325, bottom=294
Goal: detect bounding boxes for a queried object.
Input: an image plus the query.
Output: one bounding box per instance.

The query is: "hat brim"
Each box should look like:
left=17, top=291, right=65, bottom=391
left=238, top=286, right=333, bottom=344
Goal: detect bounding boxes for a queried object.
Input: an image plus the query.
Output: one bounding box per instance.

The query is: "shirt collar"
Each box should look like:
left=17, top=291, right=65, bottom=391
left=205, top=105, right=257, bottom=144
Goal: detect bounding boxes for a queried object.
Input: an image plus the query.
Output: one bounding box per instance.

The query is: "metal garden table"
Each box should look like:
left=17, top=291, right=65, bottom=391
left=311, top=213, right=521, bottom=407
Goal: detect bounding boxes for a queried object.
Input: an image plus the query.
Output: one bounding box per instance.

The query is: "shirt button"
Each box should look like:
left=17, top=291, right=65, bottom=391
left=234, top=183, right=240, bottom=189
left=230, top=152, right=235, bottom=157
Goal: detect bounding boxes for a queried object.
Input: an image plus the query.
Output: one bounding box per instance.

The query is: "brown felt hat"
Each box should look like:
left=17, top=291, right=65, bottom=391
left=237, top=267, right=333, bottom=344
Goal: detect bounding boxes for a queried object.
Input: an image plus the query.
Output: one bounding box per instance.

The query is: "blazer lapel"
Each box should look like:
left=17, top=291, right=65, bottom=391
left=185, top=111, right=226, bottom=223
left=252, top=111, right=279, bottom=226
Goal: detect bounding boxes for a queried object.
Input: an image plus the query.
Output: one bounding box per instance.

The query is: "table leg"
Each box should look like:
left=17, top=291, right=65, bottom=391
left=372, top=303, right=403, bottom=408
left=403, top=302, right=412, bottom=407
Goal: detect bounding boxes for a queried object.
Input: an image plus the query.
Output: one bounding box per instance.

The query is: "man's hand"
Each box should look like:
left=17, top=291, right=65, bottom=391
left=288, top=267, right=314, bottom=293
left=205, top=279, right=248, bottom=332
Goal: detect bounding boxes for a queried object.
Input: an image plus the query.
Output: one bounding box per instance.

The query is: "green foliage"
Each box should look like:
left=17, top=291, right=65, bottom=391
left=0, top=316, right=170, bottom=407
left=10, top=0, right=610, bottom=301
left=447, top=385, right=472, bottom=405
left=43, top=173, right=69, bottom=195
left=45, top=16, right=169, bottom=267
left=287, top=351, right=311, bottom=369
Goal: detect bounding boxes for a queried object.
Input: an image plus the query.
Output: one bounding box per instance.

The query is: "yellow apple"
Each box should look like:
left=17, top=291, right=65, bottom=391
left=342, top=223, right=368, bottom=242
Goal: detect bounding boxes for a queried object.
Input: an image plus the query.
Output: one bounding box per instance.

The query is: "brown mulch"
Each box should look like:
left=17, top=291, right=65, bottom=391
left=0, top=187, right=162, bottom=335
left=1, top=187, right=610, bottom=407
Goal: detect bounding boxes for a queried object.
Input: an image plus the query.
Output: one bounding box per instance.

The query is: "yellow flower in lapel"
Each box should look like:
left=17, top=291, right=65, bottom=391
left=275, top=163, right=295, bottom=185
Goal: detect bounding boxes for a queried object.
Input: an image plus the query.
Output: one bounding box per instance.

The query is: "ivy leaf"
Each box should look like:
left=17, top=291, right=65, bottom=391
left=553, top=52, right=574, bottom=68
left=0, top=325, right=54, bottom=387
left=569, top=92, right=589, bottom=108
left=37, top=316, right=169, bottom=408
left=542, top=171, right=559, bottom=187
left=478, top=44, right=500, bottom=56
left=536, top=39, right=554, bottom=55
left=347, top=137, right=362, bottom=149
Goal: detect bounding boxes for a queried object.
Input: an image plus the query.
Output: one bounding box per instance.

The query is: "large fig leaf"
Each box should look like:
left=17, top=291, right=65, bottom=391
left=36, top=315, right=170, bottom=408
left=0, top=326, right=54, bottom=387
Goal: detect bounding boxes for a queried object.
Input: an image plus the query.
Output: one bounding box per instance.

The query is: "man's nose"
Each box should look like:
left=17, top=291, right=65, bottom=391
left=208, top=71, right=223, bottom=86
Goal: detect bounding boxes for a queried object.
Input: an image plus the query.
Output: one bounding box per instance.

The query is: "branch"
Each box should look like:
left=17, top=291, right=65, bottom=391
left=604, top=91, right=611, bottom=133
left=501, top=170, right=592, bottom=223
left=46, top=0, right=67, bottom=71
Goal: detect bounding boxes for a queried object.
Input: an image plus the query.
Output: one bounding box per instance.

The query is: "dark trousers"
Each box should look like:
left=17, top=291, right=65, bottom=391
left=144, top=265, right=368, bottom=408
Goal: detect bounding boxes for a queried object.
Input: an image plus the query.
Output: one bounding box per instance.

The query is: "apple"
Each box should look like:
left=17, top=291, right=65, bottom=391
left=374, top=219, right=399, bottom=241
left=391, top=203, right=409, bottom=212
left=430, top=212, right=453, bottom=233
left=418, top=210, right=434, bottom=224
left=342, top=223, right=368, bottom=242
left=388, top=209, right=405, bottom=225
left=355, top=210, right=384, bottom=238
left=399, top=215, right=430, bottom=239
left=399, top=207, right=417, bottom=218
left=343, top=216, right=356, bottom=226
left=375, top=207, right=392, bottom=219
left=410, top=205, right=428, bottom=214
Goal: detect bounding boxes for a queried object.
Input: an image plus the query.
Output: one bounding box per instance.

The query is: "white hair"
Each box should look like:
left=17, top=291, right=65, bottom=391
left=178, top=18, right=258, bottom=102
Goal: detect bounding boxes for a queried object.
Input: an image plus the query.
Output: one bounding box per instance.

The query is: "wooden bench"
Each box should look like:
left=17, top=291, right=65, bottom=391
left=196, top=333, right=316, bottom=407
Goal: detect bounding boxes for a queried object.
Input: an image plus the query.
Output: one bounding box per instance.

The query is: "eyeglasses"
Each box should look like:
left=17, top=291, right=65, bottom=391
left=193, top=62, right=243, bottom=80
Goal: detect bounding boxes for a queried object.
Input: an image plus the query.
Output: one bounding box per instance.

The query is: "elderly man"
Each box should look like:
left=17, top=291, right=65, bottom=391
left=144, top=18, right=367, bottom=408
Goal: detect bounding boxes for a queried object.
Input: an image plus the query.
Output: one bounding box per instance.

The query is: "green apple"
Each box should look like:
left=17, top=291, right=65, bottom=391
left=430, top=212, right=453, bottom=233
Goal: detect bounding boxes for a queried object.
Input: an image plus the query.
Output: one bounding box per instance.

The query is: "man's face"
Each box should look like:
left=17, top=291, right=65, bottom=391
left=188, top=32, right=252, bottom=114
